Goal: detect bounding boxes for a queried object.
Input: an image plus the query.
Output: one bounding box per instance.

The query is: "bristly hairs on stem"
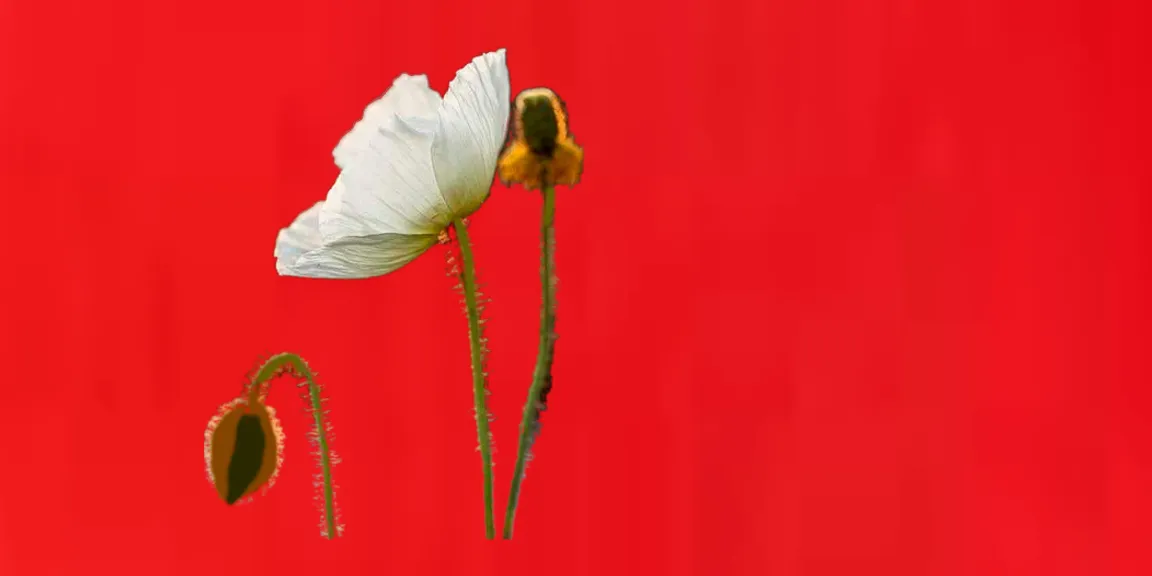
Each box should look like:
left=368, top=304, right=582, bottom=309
left=248, top=352, right=344, bottom=539
left=242, top=350, right=277, bottom=399
left=445, top=218, right=498, bottom=539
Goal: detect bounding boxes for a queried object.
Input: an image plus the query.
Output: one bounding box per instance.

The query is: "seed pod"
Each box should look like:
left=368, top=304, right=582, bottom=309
left=204, top=398, right=284, bottom=504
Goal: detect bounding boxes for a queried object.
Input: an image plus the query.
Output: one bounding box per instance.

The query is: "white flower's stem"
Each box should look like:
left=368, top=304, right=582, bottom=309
left=452, top=218, right=496, bottom=540
left=503, top=182, right=557, bottom=539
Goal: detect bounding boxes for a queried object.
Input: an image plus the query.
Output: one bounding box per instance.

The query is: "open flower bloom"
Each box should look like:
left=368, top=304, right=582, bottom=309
left=274, top=50, right=511, bottom=279
left=497, top=87, right=583, bottom=191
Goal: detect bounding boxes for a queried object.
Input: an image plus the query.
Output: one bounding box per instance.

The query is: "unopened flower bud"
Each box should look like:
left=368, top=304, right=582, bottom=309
left=204, top=397, right=284, bottom=505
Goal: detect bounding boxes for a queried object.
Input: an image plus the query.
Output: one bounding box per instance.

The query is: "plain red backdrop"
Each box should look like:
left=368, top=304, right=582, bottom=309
left=2, top=0, right=1150, bottom=574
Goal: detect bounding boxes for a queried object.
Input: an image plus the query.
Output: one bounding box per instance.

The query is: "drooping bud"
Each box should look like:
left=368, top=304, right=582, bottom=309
left=204, top=397, right=284, bottom=505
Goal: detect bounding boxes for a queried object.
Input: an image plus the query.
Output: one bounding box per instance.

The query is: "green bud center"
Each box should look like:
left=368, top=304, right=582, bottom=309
left=226, top=414, right=266, bottom=504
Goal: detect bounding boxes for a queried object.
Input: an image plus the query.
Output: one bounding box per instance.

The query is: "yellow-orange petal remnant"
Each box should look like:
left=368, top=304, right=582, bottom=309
left=204, top=397, right=285, bottom=505
left=498, top=87, right=583, bottom=190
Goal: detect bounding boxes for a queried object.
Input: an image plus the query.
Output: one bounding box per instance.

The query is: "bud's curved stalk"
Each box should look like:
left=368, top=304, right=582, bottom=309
left=447, top=220, right=497, bottom=539
left=203, top=352, right=343, bottom=539
left=498, top=87, right=582, bottom=539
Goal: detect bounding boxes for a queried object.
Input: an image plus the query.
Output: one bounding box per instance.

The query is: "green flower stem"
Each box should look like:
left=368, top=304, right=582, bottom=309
left=248, top=352, right=338, bottom=540
left=503, top=182, right=557, bottom=540
left=452, top=219, right=497, bottom=540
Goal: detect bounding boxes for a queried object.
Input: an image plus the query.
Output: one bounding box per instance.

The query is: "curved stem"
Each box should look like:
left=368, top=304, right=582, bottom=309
left=248, top=352, right=339, bottom=540
left=452, top=219, right=496, bottom=540
left=504, top=182, right=557, bottom=539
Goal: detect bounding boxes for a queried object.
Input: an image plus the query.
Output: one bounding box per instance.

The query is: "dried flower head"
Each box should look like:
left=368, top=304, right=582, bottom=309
left=498, top=87, right=583, bottom=190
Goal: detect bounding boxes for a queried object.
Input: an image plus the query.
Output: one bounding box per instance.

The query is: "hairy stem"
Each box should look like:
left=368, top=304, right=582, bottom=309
left=453, top=219, right=497, bottom=540
left=249, top=352, right=339, bottom=540
left=504, top=182, right=557, bottom=539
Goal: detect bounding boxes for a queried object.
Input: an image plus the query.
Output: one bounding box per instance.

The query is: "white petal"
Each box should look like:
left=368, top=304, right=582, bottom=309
left=273, top=201, right=325, bottom=267
left=333, top=74, right=442, bottom=170
left=320, top=114, right=453, bottom=241
left=431, top=49, right=511, bottom=219
left=276, top=226, right=438, bottom=280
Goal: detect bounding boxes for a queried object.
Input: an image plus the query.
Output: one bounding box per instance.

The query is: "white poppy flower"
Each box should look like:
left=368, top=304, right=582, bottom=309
left=274, top=50, right=511, bottom=279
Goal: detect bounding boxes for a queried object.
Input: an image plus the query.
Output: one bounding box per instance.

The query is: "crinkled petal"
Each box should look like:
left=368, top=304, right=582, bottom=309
left=431, top=49, right=511, bottom=219
left=281, top=234, right=437, bottom=279
left=320, top=115, right=452, bottom=241
left=275, top=201, right=438, bottom=279
left=333, top=74, right=442, bottom=169
left=273, top=201, right=325, bottom=267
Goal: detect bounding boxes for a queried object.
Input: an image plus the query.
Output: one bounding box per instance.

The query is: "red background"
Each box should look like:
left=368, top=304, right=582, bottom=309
left=2, top=0, right=1150, bottom=574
